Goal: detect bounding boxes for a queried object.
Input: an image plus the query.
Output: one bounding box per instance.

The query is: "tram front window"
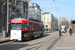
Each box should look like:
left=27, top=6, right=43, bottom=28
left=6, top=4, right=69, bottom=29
left=11, top=23, right=23, bottom=30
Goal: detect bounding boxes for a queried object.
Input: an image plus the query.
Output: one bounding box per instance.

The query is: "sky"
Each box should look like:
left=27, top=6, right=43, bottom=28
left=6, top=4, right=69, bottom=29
left=29, top=0, right=75, bottom=22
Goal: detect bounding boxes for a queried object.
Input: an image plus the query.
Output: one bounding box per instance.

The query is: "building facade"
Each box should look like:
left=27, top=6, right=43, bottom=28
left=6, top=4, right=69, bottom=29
left=54, top=17, right=58, bottom=29
left=58, top=17, right=66, bottom=29
left=71, top=20, right=75, bottom=32
left=9, top=0, right=28, bottom=19
left=28, top=3, right=41, bottom=21
left=0, top=0, right=7, bottom=33
left=16, top=0, right=28, bottom=19
left=0, top=0, right=28, bottom=33
left=41, top=12, right=55, bottom=31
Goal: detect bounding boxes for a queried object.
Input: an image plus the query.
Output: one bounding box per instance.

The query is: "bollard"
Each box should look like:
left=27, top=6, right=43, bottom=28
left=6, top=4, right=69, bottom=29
left=59, top=30, right=61, bottom=36
left=3, top=30, right=6, bottom=38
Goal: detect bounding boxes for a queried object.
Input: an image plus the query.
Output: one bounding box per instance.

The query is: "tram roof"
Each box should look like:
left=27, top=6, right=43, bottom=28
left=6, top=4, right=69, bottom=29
left=11, top=18, right=43, bottom=24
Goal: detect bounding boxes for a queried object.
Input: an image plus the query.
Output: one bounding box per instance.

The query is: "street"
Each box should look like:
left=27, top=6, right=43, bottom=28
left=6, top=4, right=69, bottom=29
left=0, top=0, right=75, bottom=50
left=0, top=31, right=60, bottom=50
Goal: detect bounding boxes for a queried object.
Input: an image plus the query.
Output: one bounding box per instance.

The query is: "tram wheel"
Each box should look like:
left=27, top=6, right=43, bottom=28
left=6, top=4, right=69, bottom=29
left=21, top=39, right=24, bottom=42
left=41, top=34, right=43, bottom=36
left=14, top=39, right=16, bottom=42
left=27, top=37, right=30, bottom=41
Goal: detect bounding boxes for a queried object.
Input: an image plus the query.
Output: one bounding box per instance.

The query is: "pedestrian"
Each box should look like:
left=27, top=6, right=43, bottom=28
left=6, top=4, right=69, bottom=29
left=59, top=30, right=61, bottom=36
left=69, top=28, right=72, bottom=36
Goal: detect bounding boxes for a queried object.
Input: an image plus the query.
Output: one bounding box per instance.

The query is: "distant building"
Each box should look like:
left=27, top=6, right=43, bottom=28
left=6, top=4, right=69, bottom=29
left=71, top=20, right=75, bottom=32
left=41, top=12, right=55, bottom=31
left=28, top=3, right=41, bottom=21
left=58, top=17, right=66, bottom=29
left=59, top=17, right=66, bottom=25
left=54, top=17, right=58, bottom=29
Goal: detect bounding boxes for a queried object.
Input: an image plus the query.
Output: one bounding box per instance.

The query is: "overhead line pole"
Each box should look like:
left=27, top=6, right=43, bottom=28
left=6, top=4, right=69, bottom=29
left=7, top=0, right=9, bottom=34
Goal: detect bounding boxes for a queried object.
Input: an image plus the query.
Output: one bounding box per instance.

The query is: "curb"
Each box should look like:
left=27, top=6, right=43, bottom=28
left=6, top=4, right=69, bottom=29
left=0, top=37, right=10, bottom=43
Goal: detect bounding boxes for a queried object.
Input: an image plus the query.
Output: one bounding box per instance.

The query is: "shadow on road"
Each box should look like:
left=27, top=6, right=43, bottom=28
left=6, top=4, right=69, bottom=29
left=0, top=43, right=29, bottom=50
left=24, top=34, right=50, bottom=42
left=47, top=35, right=62, bottom=50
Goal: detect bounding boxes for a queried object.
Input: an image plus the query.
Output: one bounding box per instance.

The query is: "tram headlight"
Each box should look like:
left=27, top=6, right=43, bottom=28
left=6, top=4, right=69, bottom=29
left=17, top=35, right=19, bottom=36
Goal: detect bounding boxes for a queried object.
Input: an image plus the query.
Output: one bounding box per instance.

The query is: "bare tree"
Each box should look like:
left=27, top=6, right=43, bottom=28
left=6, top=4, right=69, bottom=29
left=65, top=20, right=69, bottom=29
left=69, top=22, right=72, bottom=27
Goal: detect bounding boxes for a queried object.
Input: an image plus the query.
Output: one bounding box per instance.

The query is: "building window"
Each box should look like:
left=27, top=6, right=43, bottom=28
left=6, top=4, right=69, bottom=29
left=32, top=12, right=34, bottom=14
left=9, top=0, right=12, bottom=3
left=29, top=16, right=31, bottom=18
left=29, top=13, right=31, bottom=14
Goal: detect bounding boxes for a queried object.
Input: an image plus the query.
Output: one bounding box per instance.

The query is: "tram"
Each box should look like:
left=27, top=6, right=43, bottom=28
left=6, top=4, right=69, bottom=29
left=10, top=18, right=44, bottom=41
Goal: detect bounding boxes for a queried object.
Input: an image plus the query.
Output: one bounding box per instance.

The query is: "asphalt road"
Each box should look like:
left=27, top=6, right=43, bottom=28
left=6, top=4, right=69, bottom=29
left=0, top=31, right=60, bottom=50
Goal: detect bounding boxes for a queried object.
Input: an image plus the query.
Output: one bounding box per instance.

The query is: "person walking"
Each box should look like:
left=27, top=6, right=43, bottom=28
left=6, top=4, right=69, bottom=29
left=69, top=28, right=72, bottom=36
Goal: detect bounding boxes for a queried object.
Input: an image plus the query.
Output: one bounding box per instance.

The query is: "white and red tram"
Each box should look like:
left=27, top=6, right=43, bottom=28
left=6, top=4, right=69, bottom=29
left=10, top=19, right=44, bottom=41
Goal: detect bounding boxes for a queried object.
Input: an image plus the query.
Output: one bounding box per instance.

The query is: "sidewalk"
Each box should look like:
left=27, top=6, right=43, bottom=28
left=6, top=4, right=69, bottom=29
left=0, top=37, right=10, bottom=43
left=51, top=32, right=75, bottom=50
left=44, top=30, right=55, bottom=34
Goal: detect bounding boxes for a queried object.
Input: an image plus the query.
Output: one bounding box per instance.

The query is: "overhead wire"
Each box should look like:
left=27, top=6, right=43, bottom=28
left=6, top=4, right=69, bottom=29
left=55, top=1, right=75, bottom=6
left=53, top=0, right=62, bottom=17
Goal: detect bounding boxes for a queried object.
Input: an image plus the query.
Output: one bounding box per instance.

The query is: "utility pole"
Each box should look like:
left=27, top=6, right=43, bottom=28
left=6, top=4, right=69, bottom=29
left=7, top=0, right=9, bottom=34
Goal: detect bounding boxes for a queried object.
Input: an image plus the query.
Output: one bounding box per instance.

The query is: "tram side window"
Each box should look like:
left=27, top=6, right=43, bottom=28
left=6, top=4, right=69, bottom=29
left=33, top=24, right=34, bottom=30
left=29, top=24, right=32, bottom=30
left=41, top=25, right=42, bottom=29
left=38, top=25, right=39, bottom=30
left=39, top=25, right=40, bottom=29
left=37, top=25, right=38, bottom=30
left=34, top=24, right=35, bottom=30
left=40, top=25, right=41, bottom=29
left=28, top=23, right=29, bottom=30
left=24, top=23, right=27, bottom=30
left=42, top=25, right=44, bottom=29
left=37, top=25, right=39, bottom=29
left=31, top=24, right=32, bottom=30
left=42, top=25, right=43, bottom=29
left=36, top=24, right=37, bottom=30
left=34, top=24, right=36, bottom=30
left=35, top=24, right=37, bottom=30
left=36, top=25, right=38, bottom=30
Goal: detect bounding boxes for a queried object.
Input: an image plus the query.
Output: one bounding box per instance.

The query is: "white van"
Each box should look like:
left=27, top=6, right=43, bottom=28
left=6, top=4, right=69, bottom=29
left=61, top=26, right=66, bottom=33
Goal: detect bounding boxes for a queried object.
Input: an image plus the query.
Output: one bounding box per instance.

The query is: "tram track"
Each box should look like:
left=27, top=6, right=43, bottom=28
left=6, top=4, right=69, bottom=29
left=23, top=34, right=59, bottom=50
left=0, top=31, right=59, bottom=50
left=35, top=36, right=59, bottom=50
left=25, top=32, right=58, bottom=47
left=26, top=33, right=63, bottom=50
